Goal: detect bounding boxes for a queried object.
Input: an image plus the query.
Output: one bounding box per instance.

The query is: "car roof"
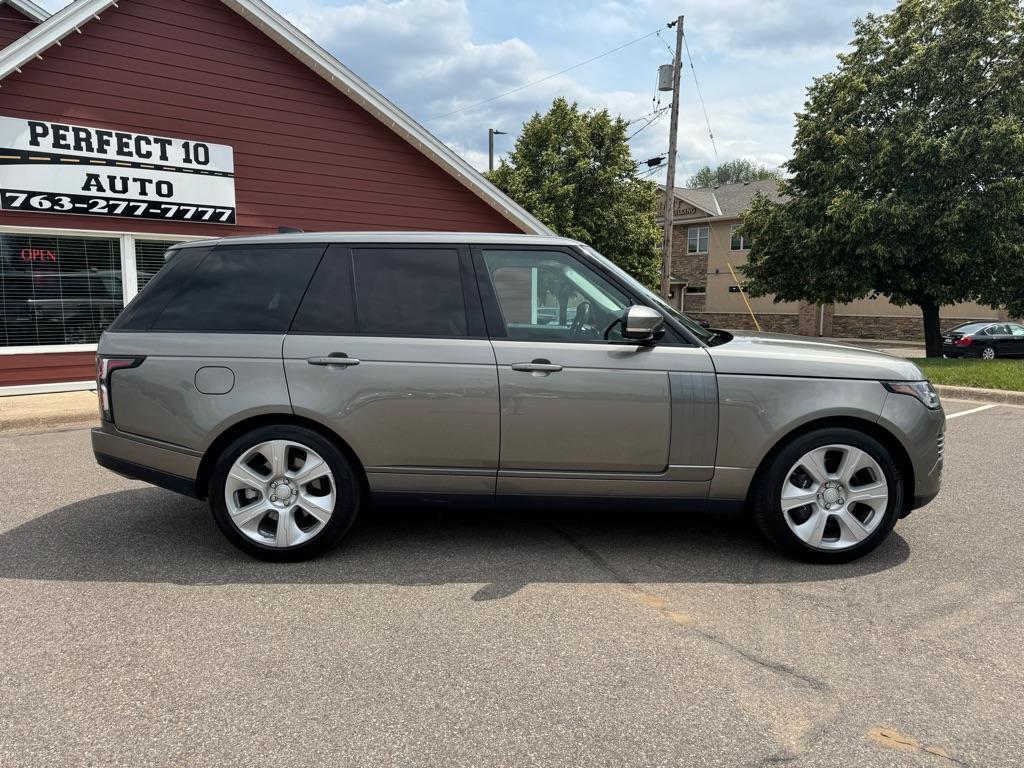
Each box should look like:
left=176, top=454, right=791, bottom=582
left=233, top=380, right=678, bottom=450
left=171, top=232, right=583, bottom=250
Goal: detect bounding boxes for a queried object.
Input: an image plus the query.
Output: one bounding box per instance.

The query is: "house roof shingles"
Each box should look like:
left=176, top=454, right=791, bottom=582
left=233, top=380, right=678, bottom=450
left=667, top=179, right=785, bottom=219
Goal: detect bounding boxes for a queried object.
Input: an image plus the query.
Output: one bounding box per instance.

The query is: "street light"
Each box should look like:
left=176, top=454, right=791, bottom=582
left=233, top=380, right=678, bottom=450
left=488, top=128, right=507, bottom=173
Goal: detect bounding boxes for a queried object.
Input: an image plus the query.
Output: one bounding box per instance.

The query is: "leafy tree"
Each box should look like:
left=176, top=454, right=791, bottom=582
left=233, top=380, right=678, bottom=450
left=687, top=159, right=782, bottom=188
left=740, top=0, right=1024, bottom=357
left=488, top=98, right=662, bottom=287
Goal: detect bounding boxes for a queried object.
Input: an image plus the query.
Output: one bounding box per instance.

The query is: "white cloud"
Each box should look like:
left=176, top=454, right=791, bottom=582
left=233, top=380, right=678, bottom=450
left=34, top=0, right=875, bottom=182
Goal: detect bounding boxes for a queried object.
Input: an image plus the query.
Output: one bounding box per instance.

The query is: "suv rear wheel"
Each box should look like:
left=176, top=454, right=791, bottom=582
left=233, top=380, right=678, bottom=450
left=752, top=428, right=903, bottom=563
left=209, top=425, right=361, bottom=561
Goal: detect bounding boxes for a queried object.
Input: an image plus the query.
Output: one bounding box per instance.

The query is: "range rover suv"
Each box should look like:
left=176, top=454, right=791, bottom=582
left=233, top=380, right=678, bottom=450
left=92, top=233, right=944, bottom=563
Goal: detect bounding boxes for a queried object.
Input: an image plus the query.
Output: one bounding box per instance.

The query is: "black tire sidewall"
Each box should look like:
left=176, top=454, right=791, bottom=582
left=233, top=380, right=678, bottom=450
left=209, top=425, right=360, bottom=561
left=754, top=427, right=903, bottom=564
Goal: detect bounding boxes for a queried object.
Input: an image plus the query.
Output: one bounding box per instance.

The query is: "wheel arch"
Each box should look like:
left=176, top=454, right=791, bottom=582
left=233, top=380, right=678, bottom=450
left=744, top=416, right=915, bottom=514
left=194, top=413, right=367, bottom=500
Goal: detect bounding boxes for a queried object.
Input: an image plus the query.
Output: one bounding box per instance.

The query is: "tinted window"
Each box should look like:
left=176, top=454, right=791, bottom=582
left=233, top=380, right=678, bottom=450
left=110, top=246, right=209, bottom=332
left=952, top=322, right=993, bottom=335
left=291, top=246, right=357, bottom=334
left=151, top=245, right=325, bottom=332
left=351, top=248, right=467, bottom=336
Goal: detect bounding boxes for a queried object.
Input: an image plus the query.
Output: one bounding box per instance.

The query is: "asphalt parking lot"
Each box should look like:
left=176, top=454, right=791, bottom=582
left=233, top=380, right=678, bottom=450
left=0, top=399, right=1021, bottom=767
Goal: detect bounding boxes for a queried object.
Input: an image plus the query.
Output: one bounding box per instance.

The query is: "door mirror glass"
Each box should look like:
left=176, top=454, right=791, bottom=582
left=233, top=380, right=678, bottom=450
left=621, top=305, right=665, bottom=341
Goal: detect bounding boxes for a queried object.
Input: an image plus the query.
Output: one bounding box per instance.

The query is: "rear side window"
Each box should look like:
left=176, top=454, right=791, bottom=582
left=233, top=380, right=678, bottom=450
left=151, top=245, right=325, bottom=332
left=352, top=248, right=468, bottom=337
left=110, top=246, right=210, bottom=331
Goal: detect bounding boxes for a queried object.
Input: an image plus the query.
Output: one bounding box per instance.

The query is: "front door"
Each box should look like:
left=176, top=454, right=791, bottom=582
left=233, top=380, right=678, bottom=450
left=474, top=246, right=716, bottom=496
left=283, top=244, right=499, bottom=496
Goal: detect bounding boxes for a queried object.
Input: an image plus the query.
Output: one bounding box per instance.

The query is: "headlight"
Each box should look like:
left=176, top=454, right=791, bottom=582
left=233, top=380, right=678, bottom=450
left=883, top=380, right=941, bottom=410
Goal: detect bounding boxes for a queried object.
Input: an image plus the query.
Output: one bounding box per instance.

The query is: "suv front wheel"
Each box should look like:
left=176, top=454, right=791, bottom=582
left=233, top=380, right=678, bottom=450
left=753, top=428, right=903, bottom=563
left=209, top=425, right=361, bottom=561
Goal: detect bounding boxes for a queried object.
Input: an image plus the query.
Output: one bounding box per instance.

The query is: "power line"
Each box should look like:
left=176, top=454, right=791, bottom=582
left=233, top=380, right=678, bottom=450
left=425, top=25, right=671, bottom=122
left=683, top=34, right=719, bottom=166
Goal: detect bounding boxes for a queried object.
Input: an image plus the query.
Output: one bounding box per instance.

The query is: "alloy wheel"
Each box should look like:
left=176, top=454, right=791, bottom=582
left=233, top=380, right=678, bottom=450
left=223, top=439, right=336, bottom=548
left=982, top=346, right=996, bottom=360
left=780, top=444, right=889, bottom=551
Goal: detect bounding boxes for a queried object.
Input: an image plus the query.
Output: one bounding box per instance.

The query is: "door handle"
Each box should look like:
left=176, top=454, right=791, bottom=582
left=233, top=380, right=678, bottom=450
left=307, top=355, right=360, bottom=367
left=511, top=359, right=563, bottom=373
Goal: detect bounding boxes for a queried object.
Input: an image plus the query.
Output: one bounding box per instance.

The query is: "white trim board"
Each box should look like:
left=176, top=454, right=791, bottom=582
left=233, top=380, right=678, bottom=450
left=0, top=0, right=554, bottom=237
left=2, top=0, right=49, bottom=23
left=0, top=343, right=96, bottom=355
left=0, top=379, right=94, bottom=396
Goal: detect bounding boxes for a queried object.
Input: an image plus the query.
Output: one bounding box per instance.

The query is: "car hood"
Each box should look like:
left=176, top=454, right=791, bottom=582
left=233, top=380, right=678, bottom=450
left=706, top=332, right=925, bottom=381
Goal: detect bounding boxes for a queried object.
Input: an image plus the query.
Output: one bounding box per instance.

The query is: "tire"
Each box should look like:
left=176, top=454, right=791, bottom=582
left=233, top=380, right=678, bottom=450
left=981, top=346, right=996, bottom=360
left=209, top=424, right=361, bottom=561
left=752, top=427, right=904, bottom=564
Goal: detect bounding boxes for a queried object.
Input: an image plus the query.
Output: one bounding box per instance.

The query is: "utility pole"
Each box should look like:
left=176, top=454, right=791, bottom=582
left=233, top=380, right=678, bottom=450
left=660, top=15, right=684, bottom=300
left=488, top=128, right=506, bottom=173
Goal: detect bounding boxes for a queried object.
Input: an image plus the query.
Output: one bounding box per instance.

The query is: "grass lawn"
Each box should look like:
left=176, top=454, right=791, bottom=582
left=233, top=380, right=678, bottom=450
left=913, top=358, right=1024, bottom=392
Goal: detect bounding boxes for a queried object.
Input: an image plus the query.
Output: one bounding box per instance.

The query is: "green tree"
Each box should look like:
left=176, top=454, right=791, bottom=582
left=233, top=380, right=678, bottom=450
left=488, top=98, right=662, bottom=287
left=740, top=0, right=1024, bottom=357
left=687, top=159, right=782, bottom=188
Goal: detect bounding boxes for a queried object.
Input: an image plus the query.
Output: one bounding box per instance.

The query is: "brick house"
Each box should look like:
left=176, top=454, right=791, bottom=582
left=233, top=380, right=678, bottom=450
left=660, top=181, right=1006, bottom=339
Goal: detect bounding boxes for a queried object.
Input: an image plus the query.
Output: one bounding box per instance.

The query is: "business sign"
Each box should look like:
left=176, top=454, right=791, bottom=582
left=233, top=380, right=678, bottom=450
left=0, top=116, right=236, bottom=224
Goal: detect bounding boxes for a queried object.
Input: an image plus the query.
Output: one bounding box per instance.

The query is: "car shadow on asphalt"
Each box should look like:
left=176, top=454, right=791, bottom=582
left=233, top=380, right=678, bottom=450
left=0, top=488, right=910, bottom=596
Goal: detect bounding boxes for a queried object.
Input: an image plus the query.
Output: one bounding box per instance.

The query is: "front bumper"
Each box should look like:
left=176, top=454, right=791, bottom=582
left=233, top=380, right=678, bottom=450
left=92, top=427, right=201, bottom=498
left=878, top=394, right=945, bottom=513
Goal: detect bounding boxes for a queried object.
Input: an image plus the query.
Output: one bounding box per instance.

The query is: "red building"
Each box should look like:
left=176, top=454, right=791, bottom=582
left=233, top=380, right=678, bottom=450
left=0, top=0, right=548, bottom=393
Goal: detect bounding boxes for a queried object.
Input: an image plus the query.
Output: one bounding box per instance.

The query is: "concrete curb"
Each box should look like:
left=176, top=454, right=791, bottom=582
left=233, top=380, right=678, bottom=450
left=0, top=391, right=98, bottom=434
left=934, top=384, right=1024, bottom=407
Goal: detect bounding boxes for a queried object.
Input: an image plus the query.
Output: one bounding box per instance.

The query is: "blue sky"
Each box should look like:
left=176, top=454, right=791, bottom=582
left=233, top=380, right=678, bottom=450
left=38, top=0, right=895, bottom=185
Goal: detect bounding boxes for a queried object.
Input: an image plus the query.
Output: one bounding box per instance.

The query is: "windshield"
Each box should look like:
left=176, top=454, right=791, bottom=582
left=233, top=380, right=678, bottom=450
left=579, top=245, right=723, bottom=346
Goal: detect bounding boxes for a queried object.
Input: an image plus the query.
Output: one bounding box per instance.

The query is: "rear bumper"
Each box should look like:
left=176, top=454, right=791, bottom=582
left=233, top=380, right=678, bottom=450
left=92, top=427, right=200, bottom=498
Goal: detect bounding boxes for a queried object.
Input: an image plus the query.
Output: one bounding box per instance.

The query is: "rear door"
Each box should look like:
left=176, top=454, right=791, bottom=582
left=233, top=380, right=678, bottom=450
left=283, top=244, right=499, bottom=496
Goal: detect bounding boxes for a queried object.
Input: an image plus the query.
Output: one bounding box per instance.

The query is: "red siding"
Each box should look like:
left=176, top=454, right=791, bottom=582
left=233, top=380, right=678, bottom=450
left=0, top=351, right=94, bottom=387
left=0, top=4, right=37, bottom=48
left=0, top=0, right=521, bottom=236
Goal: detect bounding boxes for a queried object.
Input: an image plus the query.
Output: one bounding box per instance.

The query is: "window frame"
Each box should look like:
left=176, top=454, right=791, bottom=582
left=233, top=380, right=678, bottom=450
left=687, top=225, right=709, bottom=255
left=469, top=244, right=689, bottom=346
left=288, top=243, right=486, bottom=340
left=730, top=224, right=750, bottom=251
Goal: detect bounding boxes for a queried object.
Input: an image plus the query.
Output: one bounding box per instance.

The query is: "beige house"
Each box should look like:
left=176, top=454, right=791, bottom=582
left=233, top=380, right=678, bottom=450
left=658, top=181, right=1005, bottom=339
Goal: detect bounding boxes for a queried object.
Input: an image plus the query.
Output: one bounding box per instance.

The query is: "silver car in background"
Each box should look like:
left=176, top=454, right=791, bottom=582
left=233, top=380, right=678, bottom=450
left=92, top=233, right=944, bottom=563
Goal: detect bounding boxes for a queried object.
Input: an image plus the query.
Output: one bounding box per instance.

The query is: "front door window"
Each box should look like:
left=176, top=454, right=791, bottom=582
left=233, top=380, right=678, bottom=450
left=481, top=249, right=630, bottom=342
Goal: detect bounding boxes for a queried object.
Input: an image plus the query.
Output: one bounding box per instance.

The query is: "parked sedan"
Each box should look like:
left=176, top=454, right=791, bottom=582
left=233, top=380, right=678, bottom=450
left=942, top=322, right=1024, bottom=359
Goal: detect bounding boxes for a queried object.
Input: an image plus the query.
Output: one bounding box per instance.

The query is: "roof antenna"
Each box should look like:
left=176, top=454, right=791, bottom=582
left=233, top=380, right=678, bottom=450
left=278, top=226, right=304, bottom=234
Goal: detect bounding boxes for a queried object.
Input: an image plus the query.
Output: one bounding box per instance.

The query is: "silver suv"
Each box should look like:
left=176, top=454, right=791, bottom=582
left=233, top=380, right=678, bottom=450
left=92, top=233, right=944, bottom=563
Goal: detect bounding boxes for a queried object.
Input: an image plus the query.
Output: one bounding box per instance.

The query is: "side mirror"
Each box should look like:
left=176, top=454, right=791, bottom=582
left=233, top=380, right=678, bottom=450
left=622, top=305, right=665, bottom=342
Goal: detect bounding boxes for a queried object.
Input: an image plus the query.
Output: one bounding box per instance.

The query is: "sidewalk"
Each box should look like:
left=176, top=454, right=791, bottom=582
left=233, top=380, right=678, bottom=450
left=0, top=390, right=98, bottom=433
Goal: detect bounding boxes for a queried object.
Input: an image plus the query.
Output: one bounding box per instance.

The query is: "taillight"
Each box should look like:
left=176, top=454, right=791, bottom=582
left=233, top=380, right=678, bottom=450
left=96, top=355, right=144, bottom=422
left=954, top=336, right=973, bottom=347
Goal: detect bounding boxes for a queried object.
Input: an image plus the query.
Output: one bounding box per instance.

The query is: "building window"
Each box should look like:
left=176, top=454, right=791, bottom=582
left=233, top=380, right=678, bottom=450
left=731, top=224, right=751, bottom=251
left=685, top=285, right=706, bottom=294
left=687, top=226, right=709, bottom=254
left=136, top=239, right=182, bottom=291
left=0, top=233, right=122, bottom=346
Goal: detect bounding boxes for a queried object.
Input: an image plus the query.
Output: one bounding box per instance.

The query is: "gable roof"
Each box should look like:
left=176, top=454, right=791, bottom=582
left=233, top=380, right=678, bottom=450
left=0, top=0, right=553, bottom=236
left=669, top=179, right=784, bottom=219
left=1, top=0, right=48, bottom=23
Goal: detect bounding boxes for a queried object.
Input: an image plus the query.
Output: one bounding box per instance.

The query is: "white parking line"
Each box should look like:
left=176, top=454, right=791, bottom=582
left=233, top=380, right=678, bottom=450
left=946, top=404, right=997, bottom=419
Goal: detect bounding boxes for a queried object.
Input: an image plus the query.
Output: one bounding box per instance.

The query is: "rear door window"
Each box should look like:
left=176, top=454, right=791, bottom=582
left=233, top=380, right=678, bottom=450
left=151, top=244, right=325, bottom=332
left=351, top=248, right=469, bottom=337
